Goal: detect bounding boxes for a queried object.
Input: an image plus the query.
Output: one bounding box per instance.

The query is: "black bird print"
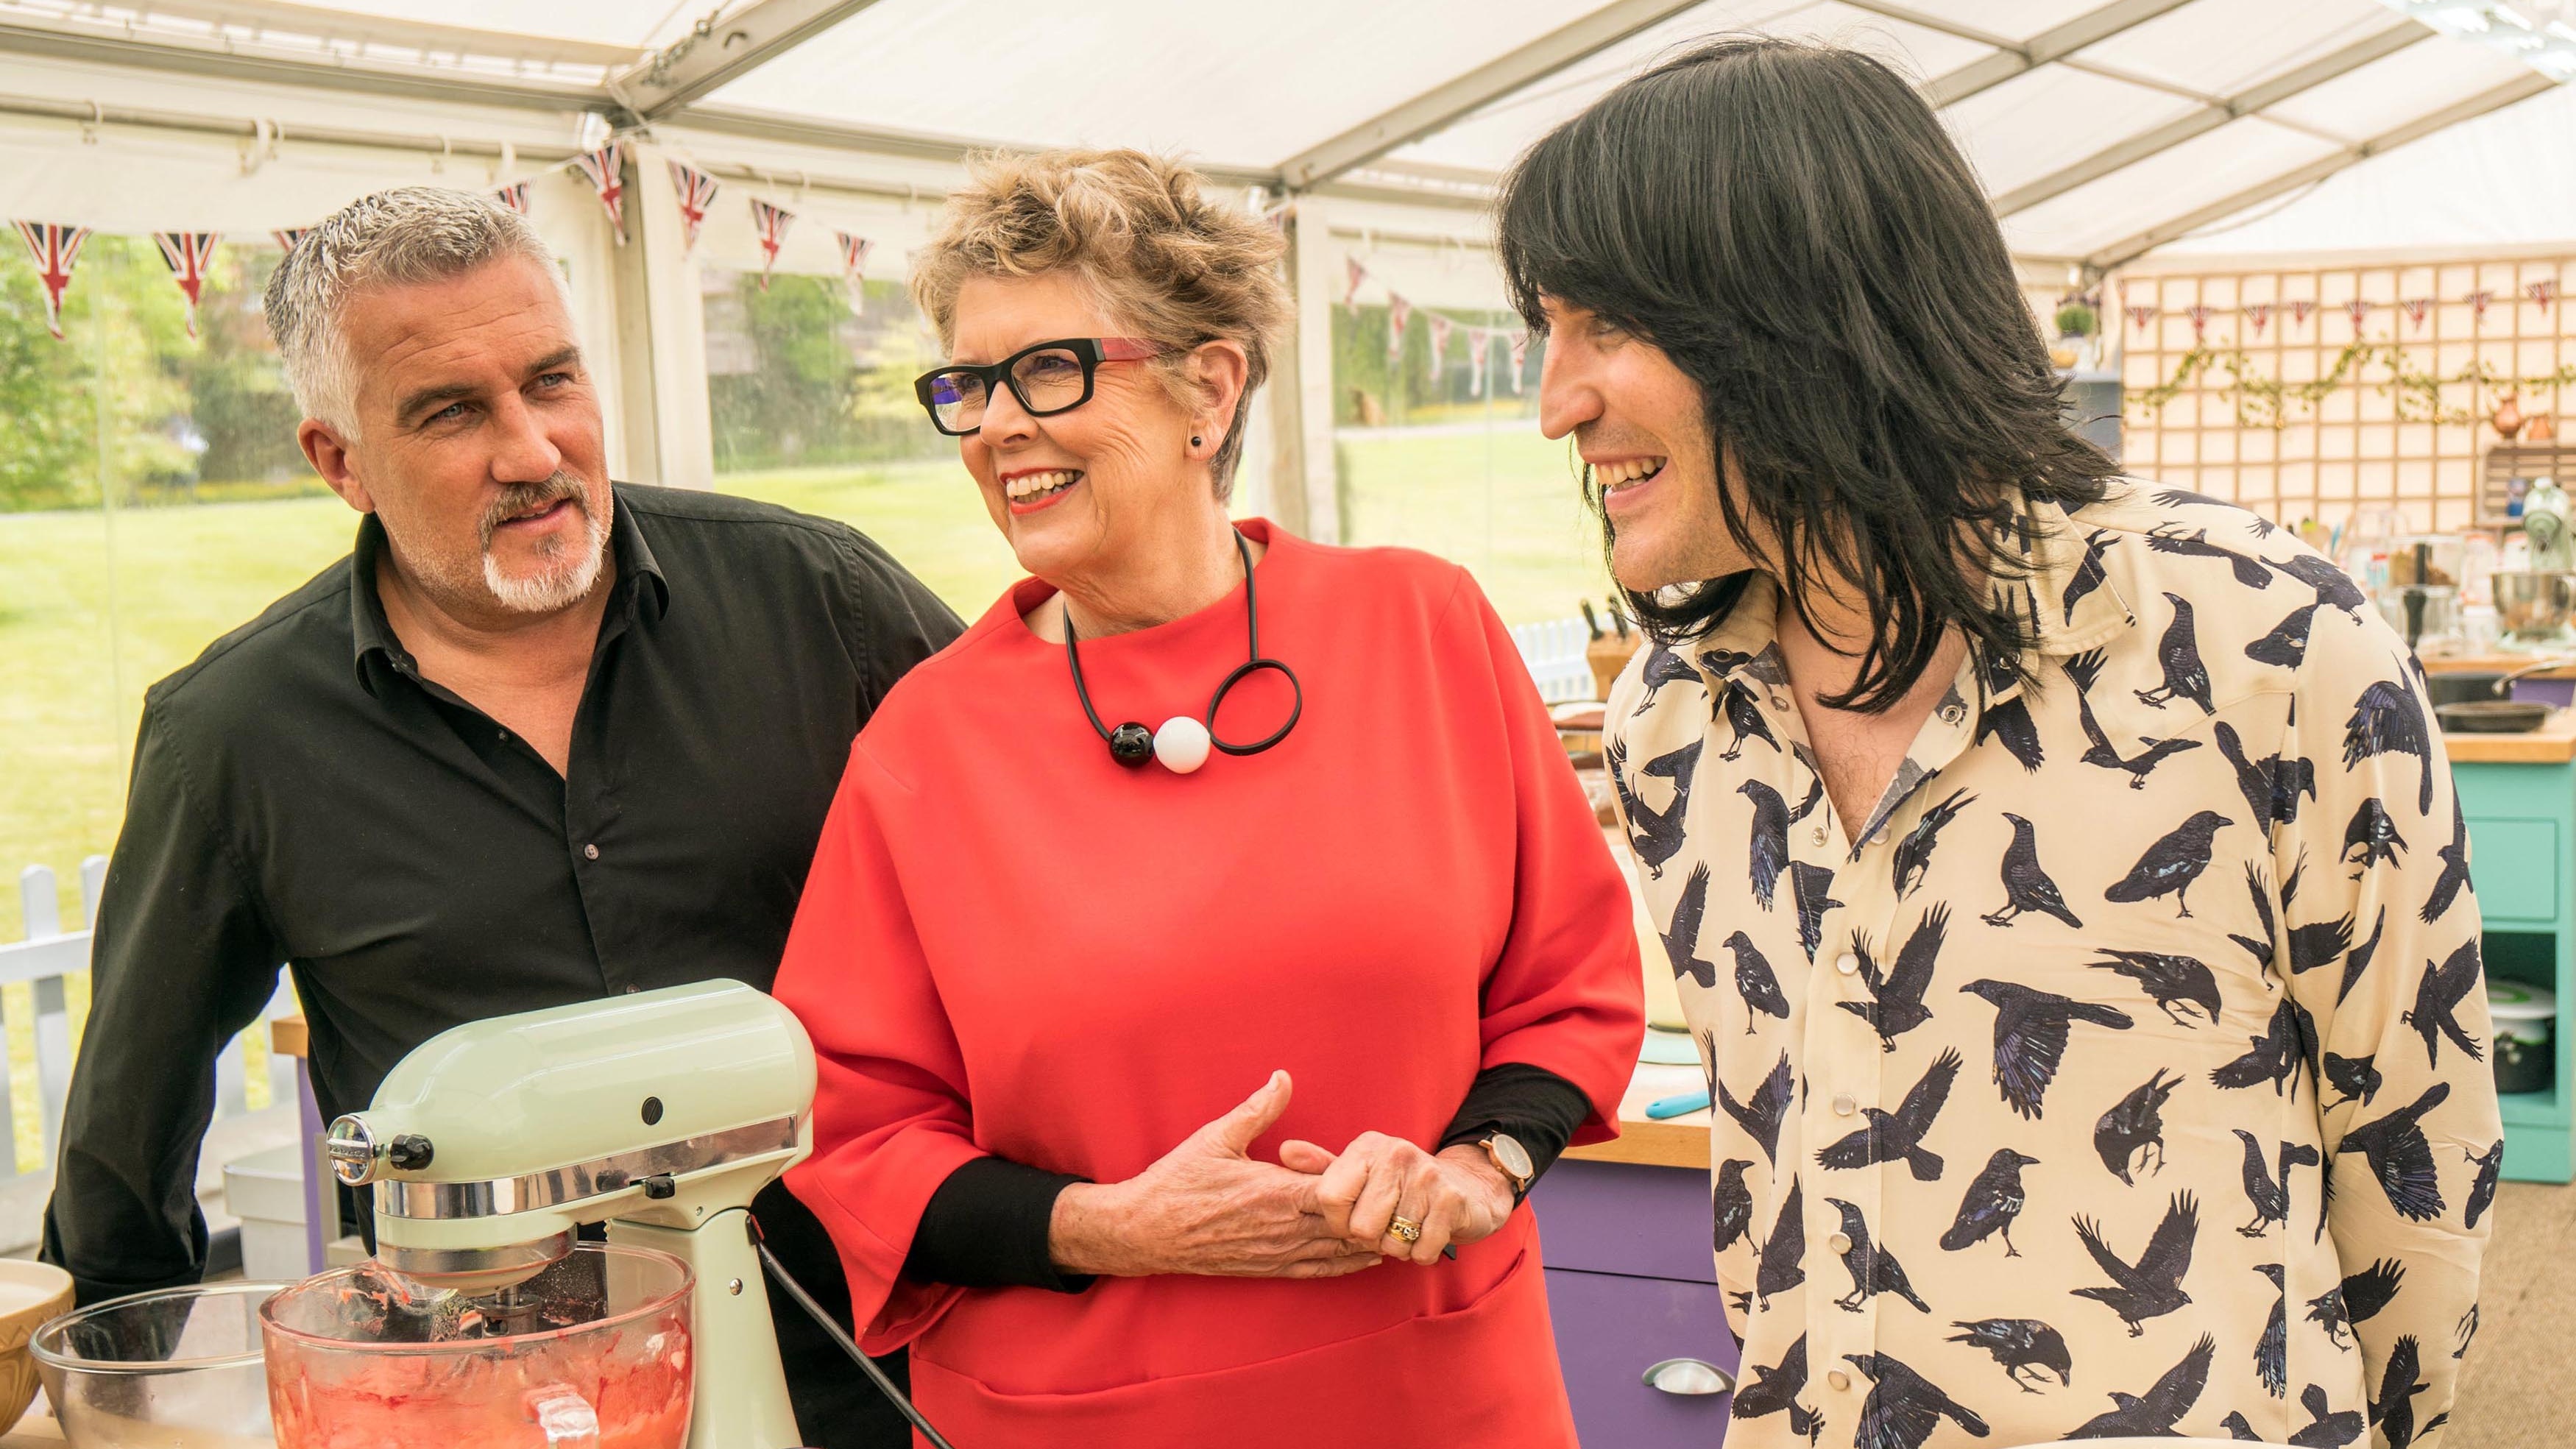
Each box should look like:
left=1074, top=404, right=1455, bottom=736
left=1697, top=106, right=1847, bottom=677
left=1788, top=768, right=1825, bottom=826
left=2221, top=1410, right=2262, bottom=1441
left=2369, top=1335, right=2428, bottom=1449
left=2323, top=1049, right=2383, bottom=1108
left=1946, top=1318, right=2070, bottom=1393
left=1754, top=1175, right=1806, bottom=1310
left=1839, top=907, right=1949, bottom=1052
left=2402, top=938, right=2485, bottom=1068
left=1713, top=1157, right=1757, bottom=1254
left=1607, top=737, right=1702, bottom=877
left=2105, top=809, right=2232, bottom=917
left=2455, top=1303, right=2480, bottom=1360
left=2423, top=795, right=2471, bottom=924
left=1817, top=1048, right=1961, bottom=1182
left=1718, top=685, right=1778, bottom=762
left=2290, top=1383, right=2365, bottom=1448
left=1719, top=1051, right=1795, bottom=1166
left=2465, top=1138, right=2505, bottom=1230
left=1657, top=863, right=1717, bottom=989
left=2247, top=601, right=2324, bottom=669
left=2066, top=1333, right=2215, bottom=1438
left=1892, top=790, right=1975, bottom=899
left=2230, top=1130, right=2320, bottom=1236
left=1941, top=1148, right=2039, bottom=1257
left=2095, top=1068, right=2182, bottom=1185
left=1789, top=860, right=1841, bottom=960
left=2257, top=1263, right=2289, bottom=1397
left=1631, top=641, right=1699, bottom=715
left=1825, top=1198, right=1932, bottom=1313
left=1723, top=932, right=1788, bottom=1031
left=2066, top=648, right=2203, bottom=785
left=2213, top=721, right=2276, bottom=829
left=2270, top=751, right=2319, bottom=824
left=2229, top=862, right=2278, bottom=974
left=2342, top=797, right=2409, bottom=875
left=2070, top=1191, right=2200, bottom=1336
left=2062, top=528, right=2117, bottom=623
left=2340, top=1083, right=2453, bottom=1222
left=2338, top=907, right=2386, bottom=1007
left=2134, top=593, right=2216, bottom=712
left=2306, top=1256, right=2406, bottom=1351
left=2345, top=672, right=2435, bottom=814
left=1984, top=812, right=2084, bottom=928
left=1730, top=1333, right=1820, bottom=1442
left=1975, top=693, right=2045, bottom=772
left=1844, top=1352, right=1989, bottom=1449
left=2212, top=996, right=2308, bottom=1098
left=2269, top=550, right=2370, bottom=618
left=2090, top=949, right=2222, bottom=1027
left=1739, top=778, right=1791, bottom=909
left=2148, top=523, right=2274, bottom=589
left=1960, top=979, right=2132, bottom=1119
left=2285, top=909, right=2354, bottom=977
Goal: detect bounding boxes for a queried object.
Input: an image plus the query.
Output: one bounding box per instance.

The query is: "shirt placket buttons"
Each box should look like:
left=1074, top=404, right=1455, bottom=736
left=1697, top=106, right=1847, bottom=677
left=1827, top=1368, right=1853, bottom=1392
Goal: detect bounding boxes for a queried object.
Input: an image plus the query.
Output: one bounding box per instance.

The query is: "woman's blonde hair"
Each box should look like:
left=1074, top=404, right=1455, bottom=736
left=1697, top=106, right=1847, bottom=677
left=910, top=149, right=1291, bottom=498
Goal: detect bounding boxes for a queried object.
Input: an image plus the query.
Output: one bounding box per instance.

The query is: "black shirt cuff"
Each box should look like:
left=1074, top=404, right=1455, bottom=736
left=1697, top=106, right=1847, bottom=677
left=1436, top=1063, right=1594, bottom=1195
left=901, top=1157, right=1095, bottom=1293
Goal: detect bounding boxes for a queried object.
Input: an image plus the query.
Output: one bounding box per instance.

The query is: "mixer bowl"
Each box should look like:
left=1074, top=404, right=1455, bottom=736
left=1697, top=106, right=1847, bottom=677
left=2492, top=569, right=2576, bottom=647
left=31, top=1281, right=282, bottom=1448
left=261, top=1243, right=693, bottom=1449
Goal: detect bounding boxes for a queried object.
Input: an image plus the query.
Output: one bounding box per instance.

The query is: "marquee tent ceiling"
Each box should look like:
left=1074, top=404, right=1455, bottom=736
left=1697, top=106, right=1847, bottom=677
left=0, top=0, right=2565, bottom=270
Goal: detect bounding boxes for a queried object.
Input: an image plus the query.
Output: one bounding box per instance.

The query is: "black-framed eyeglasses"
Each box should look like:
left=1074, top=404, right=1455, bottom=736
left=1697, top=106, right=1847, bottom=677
left=913, top=336, right=1172, bottom=436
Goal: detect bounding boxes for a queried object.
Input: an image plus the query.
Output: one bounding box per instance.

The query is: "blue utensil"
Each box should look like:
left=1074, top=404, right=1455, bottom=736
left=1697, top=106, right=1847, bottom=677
left=1646, top=1088, right=1712, bottom=1119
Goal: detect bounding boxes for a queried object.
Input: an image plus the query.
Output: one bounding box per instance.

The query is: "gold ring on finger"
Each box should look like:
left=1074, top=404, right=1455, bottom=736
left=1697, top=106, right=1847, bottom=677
left=1388, top=1216, right=1423, bottom=1244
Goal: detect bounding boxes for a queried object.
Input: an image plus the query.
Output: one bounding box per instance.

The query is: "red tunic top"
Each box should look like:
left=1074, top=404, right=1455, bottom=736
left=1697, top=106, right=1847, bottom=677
left=774, top=521, right=1643, bottom=1445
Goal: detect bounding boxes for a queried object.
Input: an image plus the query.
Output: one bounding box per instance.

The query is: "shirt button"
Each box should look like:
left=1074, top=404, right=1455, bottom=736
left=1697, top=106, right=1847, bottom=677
left=1827, top=1369, right=1853, bottom=1392
left=1810, top=825, right=1827, bottom=846
left=623, top=983, right=640, bottom=994
left=1835, top=952, right=1858, bottom=976
left=1828, top=1231, right=1853, bottom=1254
left=584, top=843, right=601, bottom=860
left=1833, top=1093, right=1856, bottom=1116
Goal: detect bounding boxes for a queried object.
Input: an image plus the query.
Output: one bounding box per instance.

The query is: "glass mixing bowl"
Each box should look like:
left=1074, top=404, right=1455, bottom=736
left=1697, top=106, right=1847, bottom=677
left=32, top=1281, right=283, bottom=1448
left=260, top=1243, right=692, bottom=1449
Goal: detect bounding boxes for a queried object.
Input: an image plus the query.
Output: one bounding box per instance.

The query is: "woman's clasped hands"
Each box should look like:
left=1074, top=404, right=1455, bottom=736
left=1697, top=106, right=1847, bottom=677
left=1047, top=1070, right=1518, bottom=1280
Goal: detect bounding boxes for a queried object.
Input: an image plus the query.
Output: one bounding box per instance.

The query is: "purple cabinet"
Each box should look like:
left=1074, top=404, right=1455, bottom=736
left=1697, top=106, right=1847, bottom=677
left=1534, top=1159, right=1734, bottom=1446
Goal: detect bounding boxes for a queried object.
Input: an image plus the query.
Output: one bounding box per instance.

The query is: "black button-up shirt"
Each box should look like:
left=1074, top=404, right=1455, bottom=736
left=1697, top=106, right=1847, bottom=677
left=40, top=483, right=960, bottom=1443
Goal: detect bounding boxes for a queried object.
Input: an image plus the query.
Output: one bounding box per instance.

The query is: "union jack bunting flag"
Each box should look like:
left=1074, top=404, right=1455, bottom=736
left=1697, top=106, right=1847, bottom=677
left=272, top=228, right=311, bottom=255
left=1507, top=331, right=1529, bottom=394
left=2530, top=279, right=2558, bottom=315
left=668, top=160, right=720, bottom=255
left=1426, top=313, right=1451, bottom=384
left=1343, top=258, right=1366, bottom=314
left=2184, top=303, right=2212, bottom=339
left=1465, top=327, right=1489, bottom=398
left=492, top=181, right=532, bottom=216
left=2124, top=304, right=2158, bottom=331
left=2243, top=303, right=2271, bottom=336
left=152, top=230, right=220, bottom=339
left=2287, top=299, right=2315, bottom=327
left=749, top=198, right=795, bottom=292
left=1386, top=294, right=1411, bottom=361
left=834, top=230, right=872, bottom=315
left=13, top=221, right=91, bottom=340
left=568, top=142, right=627, bottom=244
left=2467, top=289, right=2495, bottom=321
left=2343, top=297, right=2373, bottom=330
left=2401, top=297, right=2432, bottom=331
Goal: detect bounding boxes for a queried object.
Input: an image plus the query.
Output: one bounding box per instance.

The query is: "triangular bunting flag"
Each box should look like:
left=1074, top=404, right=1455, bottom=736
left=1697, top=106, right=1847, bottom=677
left=2184, top=303, right=2213, bottom=340
left=152, top=230, right=220, bottom=339
left=272, top=228, right=311, bottom=255
left=749, top=198, right=795, bottom=293
left=1507, top=332, right=1529, bottom=394
left=13, top=222, right=92, bottom=340
left=568, top=141, right=627, bottom=245
left=2530, top=279, right=2558, bottom=314
left=667, top=159, right=719, bottom=255
left=1387, top=294, right=1411, bottom=361
left=1465, top=327, right=1489, bottom=398
left=1343, top=258, right=1366, bottom=314
left=2466, top=289, right=2495, bottom=322
left=2343, top=298, right=2372, bottom=330
left=2400, top=297, right=2432, bottom=331
left=2125, top=305, right=2158, bottom=331
left=2243, top=303, right=2271, bottom=337
left=1426, top=313, right=1452, bottom=385
left=492, top=181, right=532, bottom=216
left=2287, top=299, right=2314, bottom=328
left=834, top=230, right=872, bottom=316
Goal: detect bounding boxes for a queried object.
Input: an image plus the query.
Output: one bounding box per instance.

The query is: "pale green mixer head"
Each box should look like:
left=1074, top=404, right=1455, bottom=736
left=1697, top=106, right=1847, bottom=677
left=326, top=980, right=816, bottom=1292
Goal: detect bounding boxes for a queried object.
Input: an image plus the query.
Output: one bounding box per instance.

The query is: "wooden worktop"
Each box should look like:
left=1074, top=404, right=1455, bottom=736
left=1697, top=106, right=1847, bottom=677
left=2421, top=654, right=2576, bottom=681
left=2446, top=709, right=2576, bottom=764
left=1564, top=1056, right=1710, bottom=1172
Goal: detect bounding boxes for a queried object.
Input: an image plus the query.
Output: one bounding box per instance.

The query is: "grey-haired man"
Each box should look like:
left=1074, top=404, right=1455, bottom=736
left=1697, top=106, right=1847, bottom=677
left=40, top=187, right=959, bottom=1448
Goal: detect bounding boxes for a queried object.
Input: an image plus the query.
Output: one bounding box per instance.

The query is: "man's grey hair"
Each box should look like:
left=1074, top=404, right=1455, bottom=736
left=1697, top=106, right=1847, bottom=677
left=263, top=185, right=573, bottom=438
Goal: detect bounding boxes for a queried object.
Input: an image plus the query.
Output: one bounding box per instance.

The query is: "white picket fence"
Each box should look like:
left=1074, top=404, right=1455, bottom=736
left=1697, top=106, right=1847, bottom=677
left=1510, top=615, right=1599, bottom=704
left=0, top=858, right=294, bottom=1183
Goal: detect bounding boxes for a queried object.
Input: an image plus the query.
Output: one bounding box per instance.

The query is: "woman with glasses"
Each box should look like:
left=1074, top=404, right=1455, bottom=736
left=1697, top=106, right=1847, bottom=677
left=771, top=149, right=1641, bottom=1445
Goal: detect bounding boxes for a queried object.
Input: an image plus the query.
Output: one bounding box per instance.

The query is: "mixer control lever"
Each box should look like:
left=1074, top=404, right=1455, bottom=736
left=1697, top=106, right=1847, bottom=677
left=641, top=1172, right=677, bottom=1200
left=387, top=1134, right=435, bottom=1171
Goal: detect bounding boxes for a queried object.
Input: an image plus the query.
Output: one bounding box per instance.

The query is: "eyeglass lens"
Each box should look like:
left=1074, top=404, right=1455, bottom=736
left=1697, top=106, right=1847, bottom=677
left=927, top=346, right=1089, bottom=431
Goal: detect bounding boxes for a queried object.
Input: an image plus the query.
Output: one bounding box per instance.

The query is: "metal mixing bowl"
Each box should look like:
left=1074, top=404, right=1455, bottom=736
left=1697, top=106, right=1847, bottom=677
left=32, top=1282, right=281, bottom=1448
left=2491, top=570, right=2576, bottom=647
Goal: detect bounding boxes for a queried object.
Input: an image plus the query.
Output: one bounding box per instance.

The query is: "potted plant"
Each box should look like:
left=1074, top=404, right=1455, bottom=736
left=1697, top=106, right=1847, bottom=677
left=2053, top=299, right=2101, bottom=372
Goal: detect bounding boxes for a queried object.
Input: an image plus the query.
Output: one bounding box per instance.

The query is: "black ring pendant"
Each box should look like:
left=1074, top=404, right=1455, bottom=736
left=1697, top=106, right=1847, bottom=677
left=1208, top=658, right=1301, bottom=756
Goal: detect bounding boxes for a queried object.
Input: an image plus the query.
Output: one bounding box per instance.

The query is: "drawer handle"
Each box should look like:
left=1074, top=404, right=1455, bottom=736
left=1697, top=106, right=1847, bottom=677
left=1642, top=1358, right=1735, bottom=1396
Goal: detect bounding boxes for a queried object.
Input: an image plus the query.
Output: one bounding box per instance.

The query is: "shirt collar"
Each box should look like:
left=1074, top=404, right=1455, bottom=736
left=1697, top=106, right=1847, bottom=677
left=349, top=485, right=665, bottom=695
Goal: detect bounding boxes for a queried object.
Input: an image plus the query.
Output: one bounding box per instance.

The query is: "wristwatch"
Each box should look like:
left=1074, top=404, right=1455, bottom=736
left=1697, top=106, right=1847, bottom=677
left=1476, top=1133, right=1536, bottom=1205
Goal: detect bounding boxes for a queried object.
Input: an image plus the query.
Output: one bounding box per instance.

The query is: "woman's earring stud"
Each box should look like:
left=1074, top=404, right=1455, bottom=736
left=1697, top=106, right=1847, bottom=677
left=1191, top=435, right=1203, bottom=447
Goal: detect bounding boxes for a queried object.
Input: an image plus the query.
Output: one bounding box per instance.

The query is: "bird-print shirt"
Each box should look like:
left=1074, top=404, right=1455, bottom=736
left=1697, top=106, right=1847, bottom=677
left=1607, top=483, right=2500, bottom=1449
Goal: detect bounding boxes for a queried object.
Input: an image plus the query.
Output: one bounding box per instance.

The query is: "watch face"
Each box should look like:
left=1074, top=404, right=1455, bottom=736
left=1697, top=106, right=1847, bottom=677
left=1488, top=1133, right=1535, bottom=1182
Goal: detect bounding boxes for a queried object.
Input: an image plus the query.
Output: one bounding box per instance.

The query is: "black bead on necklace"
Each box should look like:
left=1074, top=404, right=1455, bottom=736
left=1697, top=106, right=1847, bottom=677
left=1064, top=529, right=1302, bottom=773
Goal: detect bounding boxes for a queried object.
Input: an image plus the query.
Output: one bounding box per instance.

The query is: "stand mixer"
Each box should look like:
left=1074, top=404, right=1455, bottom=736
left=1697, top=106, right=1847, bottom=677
left=320, top=980, right=815, bottom=1449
